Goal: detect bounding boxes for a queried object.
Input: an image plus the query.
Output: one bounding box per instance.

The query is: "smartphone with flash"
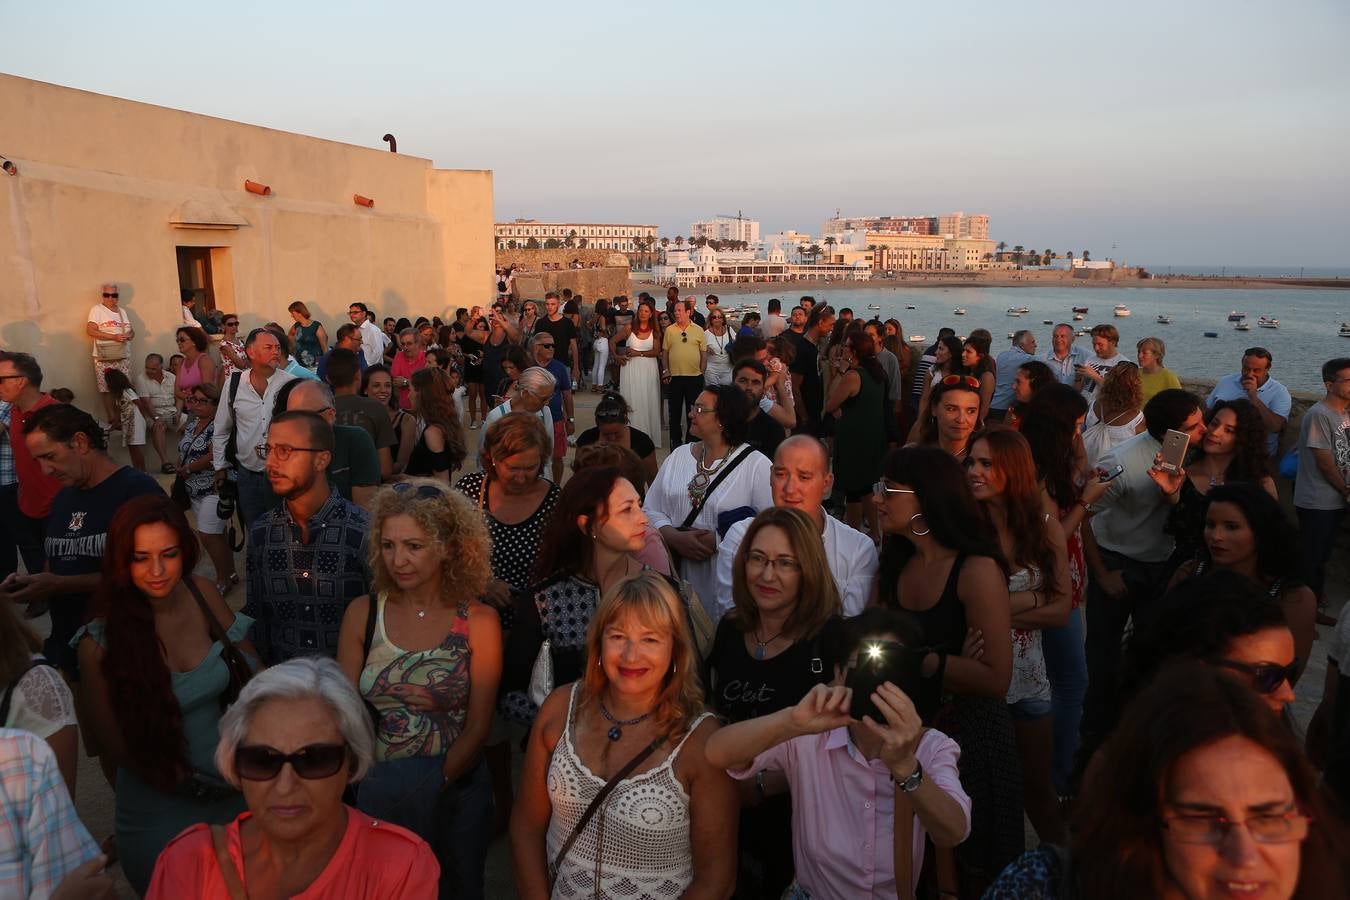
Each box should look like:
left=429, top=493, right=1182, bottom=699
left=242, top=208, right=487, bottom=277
left=1158, top=429, right=1191, bottom=473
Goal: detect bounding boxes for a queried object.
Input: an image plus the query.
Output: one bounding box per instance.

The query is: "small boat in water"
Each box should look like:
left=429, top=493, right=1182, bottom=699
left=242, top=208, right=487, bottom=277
left=953, top=307, right=966, bottom=315
left=1341, top=322, right=1350, bottom=337
left=1156, top=315, right=1173, bottom=324
left=1006, top=308, right=1025, bottom=317
left=1204, top=331, right=1219, bottom=338
left=1228, top=311, right=1247, bottom=321
left=1072, top=306, right=1089, bottom=313
left=1042, top=319, right=1053, bottom=325
left=909, top=335, right=926, bottom=343
left=1113, top=304, right=1131, bottom=317
left=1072, top=313, right=1085, bottom=321
left=867, top=304, right=881, bottom=311
left=905, top=305, right=916, bottom=310
left=1075, top=329, right=1089, bottom=336
left=1258, top=316, right=1279, bottom=329
left=1235, top=321, right=1252, bottom=331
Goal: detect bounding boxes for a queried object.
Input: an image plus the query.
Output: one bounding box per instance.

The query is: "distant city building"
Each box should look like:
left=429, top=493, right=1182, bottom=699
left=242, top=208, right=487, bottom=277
left=824, top=212, right=990, bottom=241
left=823, top=215, right=934, bottom=236
left=689, top=215, right=761, bottom=247
left=937, top=212, right=990, bottom=240
left=867, top=232, right=998, bottom=272
left=653, top=246, right=870, bottom=287
left=495, top=219, right=657, bottom=251
left=763, top=231, right=814, bottom=261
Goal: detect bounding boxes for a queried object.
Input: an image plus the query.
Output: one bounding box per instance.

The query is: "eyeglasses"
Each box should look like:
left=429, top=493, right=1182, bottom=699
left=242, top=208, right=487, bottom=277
left=0, top=374, right=26, bottom=382
left=1215, top=658, right=1300, bottom=694
left=234, top=743, right=349, bottom=781
left=188, top=396, right=214, bottom=405
left=873, top=481, right=916, bottom=498
left=392, top=481, right=445, bottom=500
left=691, top=404, right=717, bottom=414
left=1161, top=809, right=1310, bottom=845
left=256, top=443, right=324, bottom=461
left=940, top=374, right=981, bottom=389
left=102, top=292, right=119, bottom=299
left=745, top=550, right=801, bottom=574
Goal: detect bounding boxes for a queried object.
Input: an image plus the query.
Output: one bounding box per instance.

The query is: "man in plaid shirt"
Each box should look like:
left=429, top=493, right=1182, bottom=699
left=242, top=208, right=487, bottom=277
left=0, top=728, right=111, bottom=898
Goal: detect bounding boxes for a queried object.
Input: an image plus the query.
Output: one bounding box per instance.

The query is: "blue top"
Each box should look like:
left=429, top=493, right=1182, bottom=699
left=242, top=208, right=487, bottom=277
left=1041, top=345, right=1089, bottom=386
left=243, top=491, right=373, bottom=665
left=1207, top=373, right=1292, bottom=455
left=543, top=358, right=572, bottom=421
left=316, top=347, right=368, bottom=383
left=991, top=347, right=1039, bottom=410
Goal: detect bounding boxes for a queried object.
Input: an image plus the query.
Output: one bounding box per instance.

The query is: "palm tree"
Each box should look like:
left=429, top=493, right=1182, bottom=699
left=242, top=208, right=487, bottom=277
left=674, top=236, right=685, bottom=251
left=807, top=244, right=823, bottom=264
left=525, top=237, right=541, bottom=250
left=579, top=238, right=589, bottom=249
left=798, top=244, right=810, bottom=263
left=823, top=236, right=837, bottom=261
left=1083, top=250, right=1091, bottom=261
left=507, top=240, right=519, bottom=250
left=997, top=240, right=1007, bottom=254
left=544, top=238, right=560, bottom=249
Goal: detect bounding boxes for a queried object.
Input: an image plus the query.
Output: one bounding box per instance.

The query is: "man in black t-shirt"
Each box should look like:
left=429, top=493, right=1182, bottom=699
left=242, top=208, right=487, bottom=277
left=533, top=292, right=580, bottom=382
left=3, top=404, right=162, bottom=672
left=732, top=358, right=788, bottom=459
left=784, top=306, right=821, bottom=433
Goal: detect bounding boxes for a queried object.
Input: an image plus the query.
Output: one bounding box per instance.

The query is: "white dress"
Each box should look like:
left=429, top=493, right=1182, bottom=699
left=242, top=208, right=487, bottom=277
left=643, top=443, right=774, bottom=618
left=620, top=330, right=663, bottom=448
left=1006, top=566, right=1051, bottom=706
left=703, top=329, right=733, bottom=386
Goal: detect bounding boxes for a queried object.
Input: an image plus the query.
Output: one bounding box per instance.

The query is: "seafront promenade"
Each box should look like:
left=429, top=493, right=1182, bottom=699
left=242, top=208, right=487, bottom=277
left=57, top=383, right=1348, bottom=897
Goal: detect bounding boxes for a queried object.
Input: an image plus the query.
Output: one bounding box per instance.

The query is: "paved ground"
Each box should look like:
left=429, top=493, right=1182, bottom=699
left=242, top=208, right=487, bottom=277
left=48, top=388, right=1348, bottom=896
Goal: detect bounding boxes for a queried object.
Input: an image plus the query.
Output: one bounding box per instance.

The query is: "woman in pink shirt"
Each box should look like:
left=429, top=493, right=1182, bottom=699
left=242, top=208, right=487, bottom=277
left=173, top=327, right=215, bottom=411
left=390, top=327, right=426, bottom=410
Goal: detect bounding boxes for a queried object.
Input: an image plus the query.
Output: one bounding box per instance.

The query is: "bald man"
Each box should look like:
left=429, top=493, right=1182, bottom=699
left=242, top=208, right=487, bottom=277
left=714, top=435, right=878, bottom=617
left=282, top=379, right=380, bottom=509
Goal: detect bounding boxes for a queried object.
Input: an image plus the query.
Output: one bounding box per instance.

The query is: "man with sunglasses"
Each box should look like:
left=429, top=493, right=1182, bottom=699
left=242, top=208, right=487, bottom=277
left=243, top=410, right=372, bottom=666
left=662, top=300, right=707, bottom=447
left=86, top=282, right=135, bottom=429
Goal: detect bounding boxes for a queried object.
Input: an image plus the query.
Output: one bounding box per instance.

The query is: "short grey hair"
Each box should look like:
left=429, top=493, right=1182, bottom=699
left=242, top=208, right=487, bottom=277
left=1012, top=329, right=1033, bottom=350
left=517, top=365, right=557, bottom=396
left=288, top=378, right=337, bottom=410
left=214, top=656, right=375, bottom=786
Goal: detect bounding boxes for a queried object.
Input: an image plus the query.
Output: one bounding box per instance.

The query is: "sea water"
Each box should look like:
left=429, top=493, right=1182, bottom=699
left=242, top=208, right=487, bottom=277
left=710, top=286, right=1350, bottom=394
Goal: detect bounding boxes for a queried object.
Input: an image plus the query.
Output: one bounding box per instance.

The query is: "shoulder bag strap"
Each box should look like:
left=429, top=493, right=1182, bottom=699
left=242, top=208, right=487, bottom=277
left=679, top=444, right=753, bottom=529
left=550, top=733, right=665, bottom=883
left=362, top=594, right=380, bottom=664
left=210, top=824, right=250, bottom=900
left=185, top=578, right=252, bottom=702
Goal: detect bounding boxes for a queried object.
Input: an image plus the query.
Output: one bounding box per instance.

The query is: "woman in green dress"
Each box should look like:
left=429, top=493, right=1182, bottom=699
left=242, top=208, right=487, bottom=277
left=74, top=494, right=258, bottom=894
left=288, top=300, right=329, bottom=369
left=824, top=329, right=890, bottom=533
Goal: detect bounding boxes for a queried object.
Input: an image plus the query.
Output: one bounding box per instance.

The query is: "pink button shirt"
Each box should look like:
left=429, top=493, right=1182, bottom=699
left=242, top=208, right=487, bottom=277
left=730, top=727, right=970, bottom=899
left=390, top=350, right=426, bottom=410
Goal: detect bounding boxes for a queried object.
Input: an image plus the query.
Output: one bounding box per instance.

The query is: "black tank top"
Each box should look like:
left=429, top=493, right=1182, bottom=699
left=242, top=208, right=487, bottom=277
left=904, top=554, right=969, bottom=656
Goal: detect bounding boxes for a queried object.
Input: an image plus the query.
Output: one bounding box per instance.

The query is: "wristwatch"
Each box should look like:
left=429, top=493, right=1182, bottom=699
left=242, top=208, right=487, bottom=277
left=892, top=760, right=924, bottom=793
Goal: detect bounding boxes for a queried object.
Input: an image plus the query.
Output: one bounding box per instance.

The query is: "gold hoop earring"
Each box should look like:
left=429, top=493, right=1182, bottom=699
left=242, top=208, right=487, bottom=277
left=907, top=513, right=931, bottom=537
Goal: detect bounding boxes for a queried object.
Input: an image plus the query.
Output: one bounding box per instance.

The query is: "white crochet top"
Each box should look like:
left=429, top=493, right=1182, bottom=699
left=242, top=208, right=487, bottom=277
left=545, top=683, right=712, bottom=899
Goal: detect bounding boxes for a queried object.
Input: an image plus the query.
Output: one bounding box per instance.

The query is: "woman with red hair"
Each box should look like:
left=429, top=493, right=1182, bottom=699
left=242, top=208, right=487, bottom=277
left=73, top=493, right=260, bottom=894
left=966, top=426, right=1071, bottom=849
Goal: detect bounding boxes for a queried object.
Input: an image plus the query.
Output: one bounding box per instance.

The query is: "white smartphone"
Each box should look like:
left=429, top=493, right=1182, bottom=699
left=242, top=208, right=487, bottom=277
left=1158, top=429, right=1191, bottom=473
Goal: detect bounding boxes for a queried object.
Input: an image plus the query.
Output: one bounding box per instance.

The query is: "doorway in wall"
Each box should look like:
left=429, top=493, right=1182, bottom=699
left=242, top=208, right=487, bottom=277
left=176, top=246, right=216, bottom=327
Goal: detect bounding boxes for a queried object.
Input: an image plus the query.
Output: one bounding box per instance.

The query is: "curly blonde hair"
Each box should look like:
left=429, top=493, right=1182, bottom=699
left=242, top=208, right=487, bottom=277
left=368, top=479, right=491, bottom=600
left=581, top=573, right=704, bottom=740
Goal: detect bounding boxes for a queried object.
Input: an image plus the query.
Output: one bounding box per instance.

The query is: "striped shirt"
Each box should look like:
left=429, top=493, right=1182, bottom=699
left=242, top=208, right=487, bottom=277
left=0, top=728, right=101, bottom=899
left=0, top=402, right=14, bottom=487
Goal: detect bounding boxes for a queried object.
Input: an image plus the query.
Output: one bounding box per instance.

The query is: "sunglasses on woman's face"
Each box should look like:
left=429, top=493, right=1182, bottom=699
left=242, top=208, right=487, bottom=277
left=1215, top=658, right=1299, bottom=695
left=235, top=743, right=348, bottom=781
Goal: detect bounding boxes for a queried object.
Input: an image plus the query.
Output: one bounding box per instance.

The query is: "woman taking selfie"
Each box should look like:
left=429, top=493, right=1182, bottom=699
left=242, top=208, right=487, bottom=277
left=509, top=573, right=737, bottom=899
left=338, top=482, right=502, bottom=900
left=74, top=494, right=258, bottom=894
left=966, top=427, right=1071, bottom=845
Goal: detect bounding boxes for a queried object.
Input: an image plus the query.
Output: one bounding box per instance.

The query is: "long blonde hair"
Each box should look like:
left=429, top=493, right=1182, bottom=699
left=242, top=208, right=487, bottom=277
left=581, top=573, right=703, bottom=740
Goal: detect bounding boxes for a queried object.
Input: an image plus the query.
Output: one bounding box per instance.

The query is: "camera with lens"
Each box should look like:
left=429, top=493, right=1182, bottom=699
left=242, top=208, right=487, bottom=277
left=217, top=478, right=237, bottom=520
left=845, top=640, right=944, bottom=723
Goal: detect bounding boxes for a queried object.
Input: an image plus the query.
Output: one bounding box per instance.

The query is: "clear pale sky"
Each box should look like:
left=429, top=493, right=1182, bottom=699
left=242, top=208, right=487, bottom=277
left=5, top=0, right=1347, bottom=267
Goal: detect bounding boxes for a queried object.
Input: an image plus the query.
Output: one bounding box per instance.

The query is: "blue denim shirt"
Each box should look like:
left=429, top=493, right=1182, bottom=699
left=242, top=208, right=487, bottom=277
left=243, top=490, right=372, bottom=665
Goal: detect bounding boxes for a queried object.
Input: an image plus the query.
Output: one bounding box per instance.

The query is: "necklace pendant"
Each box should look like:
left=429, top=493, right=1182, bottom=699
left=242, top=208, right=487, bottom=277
left=755, top=642, right=766, bottom=660
left=607, top=725, right=622, bottom=742
left=417, top=609, right=426, bottom=619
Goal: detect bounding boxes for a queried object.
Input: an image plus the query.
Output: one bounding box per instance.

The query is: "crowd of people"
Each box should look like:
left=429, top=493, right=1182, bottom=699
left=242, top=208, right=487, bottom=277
left=0, top=281, right=1347, bottom=899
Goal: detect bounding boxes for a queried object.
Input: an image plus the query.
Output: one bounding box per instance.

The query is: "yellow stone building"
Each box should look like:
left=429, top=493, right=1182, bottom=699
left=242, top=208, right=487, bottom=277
left=0, top=74, right=494, bottom=396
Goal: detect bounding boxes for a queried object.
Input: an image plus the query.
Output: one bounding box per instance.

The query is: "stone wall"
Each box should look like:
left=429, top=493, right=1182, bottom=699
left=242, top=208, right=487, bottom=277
left=508, top=268, right=633, bottom=304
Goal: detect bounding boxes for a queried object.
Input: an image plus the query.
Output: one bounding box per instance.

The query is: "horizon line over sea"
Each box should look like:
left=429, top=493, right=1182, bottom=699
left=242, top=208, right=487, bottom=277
left=1138, top=265, right=1350, bottom=279
left=707, top=285, right=1350, bottom=394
